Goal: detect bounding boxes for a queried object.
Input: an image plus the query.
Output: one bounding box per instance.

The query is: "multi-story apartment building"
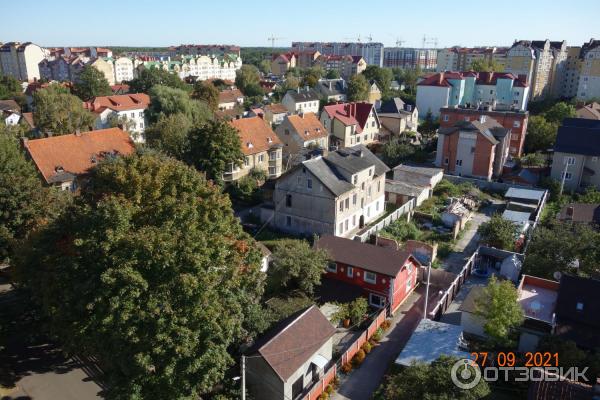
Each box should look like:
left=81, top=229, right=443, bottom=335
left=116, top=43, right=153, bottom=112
left=112, top=57, right=134, bottom=83
left=436, top=47, right=508, bottom=72
left=292, top=42, right=384, bottom=67
left=321, top=102, right=380, bottom=148
left=38, top=57, right=73, bottom=82
left=561, top=46, right=583, bottom=98
left=273, top=145, right=389, bottom=237
left=313, top=54, right=366, bottom=79
left=168, top=44, right=241, bottom=58
left=39, top=56, right=115, bottom=84
left=577, top=39, right=600, bottom=101
left=227, top=116, right=283, bottom=182
left=416, top=71, right=529, bottom=117
left=47, top=47, right=113, bottom=58
left=383, top=47, right=437, bottom=70
left=0, top=42, right=47, bottom=81
left=134, top=54, right=242, bottom=82
left=439, top=106, right=529, bottom=157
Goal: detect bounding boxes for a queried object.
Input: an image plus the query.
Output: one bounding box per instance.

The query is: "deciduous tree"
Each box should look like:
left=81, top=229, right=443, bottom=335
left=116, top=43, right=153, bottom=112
left=72, top=65, right=112, bottom=101
left=478, top=214, right=520, bottom=251
left=191, top=80, right=219, bottom=112
left=347, top=74, right=369, bottom=102
left=33, top=84, right=95, bottom=135
left=524, top=115, right=558, bottom=153
left=146, top=85, right=212, bottom=125
left=469, top=59, right=502, bottom=72
left=362, top=66, right=393, bottom=97
left=145, top=113, right=193, bottom=161
left=127, top=68, right=187, bottom=93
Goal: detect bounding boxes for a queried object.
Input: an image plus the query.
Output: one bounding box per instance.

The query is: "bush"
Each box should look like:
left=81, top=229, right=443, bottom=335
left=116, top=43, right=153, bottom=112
left=380, top=319, right=392, bottom=330
left=227, top=175, right=261, bottom=205
left=318, top=392, right=329, bottom=400
left=437, top=243, right=453, bottom=259
left=381, top=218, right=422, bottom=242
left=372, top=327, right=384, bottom=342
left=348, top=297, right=368, bottom=325
left=341, top=362, right=353, bottom=374
left=361, top=342, right=372, bottom=354
left=325, top=384, right=334, bottom=394
left=331, top=375, right=340, bottom=388
left=352, top=349, right=366, bottom=367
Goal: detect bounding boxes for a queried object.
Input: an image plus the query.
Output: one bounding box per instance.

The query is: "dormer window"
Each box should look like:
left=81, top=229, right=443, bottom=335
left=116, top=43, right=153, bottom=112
left=247, top=142, right=254, bottom=148
left=267, top=137, right=272, bottom=144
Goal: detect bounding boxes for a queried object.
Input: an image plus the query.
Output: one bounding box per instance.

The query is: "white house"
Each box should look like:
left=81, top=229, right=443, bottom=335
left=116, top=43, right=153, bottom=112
left=112, top=57, right=134, bottom=83
left=84, top=93, right=150, bottom=143
left=281, top=88, right=320, bottom=115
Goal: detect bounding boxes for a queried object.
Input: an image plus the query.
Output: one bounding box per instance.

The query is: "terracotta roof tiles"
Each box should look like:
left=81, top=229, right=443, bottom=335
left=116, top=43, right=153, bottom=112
left=285, top=113, right=328, bottom=141
left=229, top=116, right=282, bottom=156
left=84, top=94, right=150, bottom=113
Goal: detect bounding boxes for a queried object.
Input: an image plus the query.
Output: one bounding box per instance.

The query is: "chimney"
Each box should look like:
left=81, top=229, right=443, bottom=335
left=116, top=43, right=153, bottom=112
left=297, top=86, right=300, bottom=93
left=566, top=206, right=574, bottom=220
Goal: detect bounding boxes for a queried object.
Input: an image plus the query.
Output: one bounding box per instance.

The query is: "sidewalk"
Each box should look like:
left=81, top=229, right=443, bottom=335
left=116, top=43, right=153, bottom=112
left=331, top=290, right=424, bottom=400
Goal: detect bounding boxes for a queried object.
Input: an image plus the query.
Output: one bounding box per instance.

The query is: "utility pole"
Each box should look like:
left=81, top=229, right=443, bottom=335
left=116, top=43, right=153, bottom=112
left=423, top=262, right=431, bottom=319
left=241, top=355, right=246, bottom=400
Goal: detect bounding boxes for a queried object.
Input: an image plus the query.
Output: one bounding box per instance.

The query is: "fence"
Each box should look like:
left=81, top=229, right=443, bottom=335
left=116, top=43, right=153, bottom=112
left=301, top=308, right=388, bottom=400
left=442, top=174, right=536, bottom=193
left=353, top=199, right=416, bottom=242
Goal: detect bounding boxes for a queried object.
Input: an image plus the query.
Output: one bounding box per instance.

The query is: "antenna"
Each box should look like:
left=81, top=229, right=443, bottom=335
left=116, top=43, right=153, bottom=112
left=366, top=34, right=373, bottom=43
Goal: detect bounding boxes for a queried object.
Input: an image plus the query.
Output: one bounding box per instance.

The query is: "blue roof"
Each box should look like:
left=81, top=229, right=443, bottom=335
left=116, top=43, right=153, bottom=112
left=504, top=187, right=545, bottom=202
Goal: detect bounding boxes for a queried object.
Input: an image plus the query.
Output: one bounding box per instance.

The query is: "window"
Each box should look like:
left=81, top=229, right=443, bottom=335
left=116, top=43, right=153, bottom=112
left=268, top=166, right=276, bottom=175
left=286, top=194, right=292, bottom=207
left=489, top=89, right=494, bottom=95
left=244, top=157, right=250, bottom=167
left=345, top=219, right=349, bottom=231
left=140, top=122, right=144, bottom=129
left=576, top=302, right=584, bottom=311
left=353, top=175, right=358, bottom=184
left=353, top=215, right=356, bottom=226
left=443, top=115, right=449, bottom=122
left=562, top=172, right=573, bottom=180
left=564, top=156, right=575, bottom=165
left=269, top=151, right=277, bottom=161
left=353, top=193, right=357, bottom=205
left=339, top=201, right=343, bottom=212
left=377, top=181, right=381, bottom=192
left=286, top=215, right=292, bottom=226
left=368, top=186, right=371, bottom=197
left=406, top=277, right=412, bottom=292
left=326, top=262, right=337, bottom=273
left=364, top=134, right=367, bottom=141
left=258, top=154, right=265, bottom=163
left=345, top=198, right=349, bottom=208
left=511, top=133, right=519, bottom=141
left=369, top=293, right=385, bottom=308
left=139, top=111, right=144, bottom=117
left=368, top=168, right=372, bottom=176
left=444, top=158, right=449, bottom=165
left=513, top=120, right=521, bottom=128
left=307, top=178, right=313, bottom=189
left=364, top=271, right=377, bottom=284
left=456, top=159, right=463, bottom=166
left=375, top=202, right=379, bottom=211
left=339, top=222, right=344, bottom=234
left=131, top=112, right=135, bottom=118
left=371, top=121, right=375, bottom=127
left=361, top=182, right=365, bottom=190
left=464, top=116, right=470, bottom=121
left=347, top=266, right=353, bottom=277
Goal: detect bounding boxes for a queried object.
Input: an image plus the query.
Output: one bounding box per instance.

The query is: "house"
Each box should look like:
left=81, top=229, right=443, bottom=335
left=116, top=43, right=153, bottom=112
left=264, top=103, right=289, bottom=125
left=393, top=165, right=443, bottom=189
left=554, top=274, right=600, bottom=349
left=256, top=241, right=272, bottom=273
left=0, top=99, right=21, bottom=126
left=504, top=187, right=545, bottom=218
left=550, top=118, right=600, bottom=191
left=315, top=235, right=421, bottom=313
left=439, top=106, right=529, bottom=157
left=320, top=102, right=380, bottom=149
left=281, top=88, right=320, bottom=115
left=83, top=94, right=150, bottom=143
left=394, top=319, right=470, bottom=366
left=22, top=128, right=135, bottom=191
left=217, top=88, right=244, bottom=110
left=416, top=71, right=529, bottom=117
left=275, top=112, right=328, bottom=166
left=273, top=145, right=389, bottom=237
left=271, top=52, right=297, bottom=76
left=557, top=203, right=600, bottom=226
left=227, top=116, right=283, bottom=182
left=295, top=50, right=321, bottom=69
left=436, top=116, right=510, bottom=180
left=377, top=98, right=419, bottom=143
left=292, top=41, right=384, bottom=67
left=245, top=305, right=335, bottom=400
left=367, top=80, right=381, bottom=104
left=576, top=102, right=600, bottom=120
left=502, top=209, right=532, bottom=240
left=316, top=79, right=347, bottom=102
left=112, top=56, right=134, bottom=83
left=517, top=275, right=560, bottom=351
left=576, top=39, right=600, bottom=100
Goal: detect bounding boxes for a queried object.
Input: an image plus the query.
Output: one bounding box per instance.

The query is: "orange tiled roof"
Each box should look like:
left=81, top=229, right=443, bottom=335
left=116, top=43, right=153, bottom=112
left=84, top=93, right=150, bottom=114
left=229, top=117, right=282, bottom=156
left=21, top=112, right=35, bottom=129
left=265, top=103, right=288, bottom=114
left=286, top=113, right=328, bottom=141
left=24, top=128, right=135, bottom=184
left=218, top=88, right=244, bottom=104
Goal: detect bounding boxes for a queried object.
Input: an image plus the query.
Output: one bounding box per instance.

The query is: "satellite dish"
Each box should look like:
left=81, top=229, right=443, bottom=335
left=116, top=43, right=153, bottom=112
left=553, top=271, right=562, bottom=281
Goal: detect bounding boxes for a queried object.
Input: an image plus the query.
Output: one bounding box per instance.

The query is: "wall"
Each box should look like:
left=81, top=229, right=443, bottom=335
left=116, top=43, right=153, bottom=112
left=353, top=199, right=416, bottom=242
left=416, top=85, right=450, bottom=117
left=461, top=311, right=486, bottom=337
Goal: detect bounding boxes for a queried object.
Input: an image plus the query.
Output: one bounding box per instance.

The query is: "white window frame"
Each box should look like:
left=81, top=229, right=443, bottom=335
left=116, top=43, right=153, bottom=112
left=364, top=271, right=377, bottom=284
left=406, top=277, right=412, bottom=292
left=564, top=156, right=575, bottom=166
left=368, top=293, right=385, bottom=308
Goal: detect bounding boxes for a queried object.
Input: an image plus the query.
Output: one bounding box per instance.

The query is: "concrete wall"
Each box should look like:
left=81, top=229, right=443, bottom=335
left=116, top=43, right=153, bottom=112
left=416, top=85, right=450, bottom=117
left=461, top=311, right=486, bottom=338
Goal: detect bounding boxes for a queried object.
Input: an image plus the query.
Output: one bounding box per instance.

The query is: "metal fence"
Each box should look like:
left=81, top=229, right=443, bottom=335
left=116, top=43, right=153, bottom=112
left=352, top=199, right=417, bottom=242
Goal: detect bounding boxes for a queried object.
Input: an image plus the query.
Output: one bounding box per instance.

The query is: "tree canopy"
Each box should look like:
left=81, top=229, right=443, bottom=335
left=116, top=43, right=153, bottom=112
left=347, top=74, right=369, bottom=102
left=381, top=139, right=416, bottom=167
left=15, top=151, right=266, bottom=399
left=469, top=59, right=503, bottom=72
left=235, top=65, right=262, bottom=96
left=127, top=68, right=187, bottom=93
left=325, top=69, right=340, bottom=79
left=72, top=65, right=112, bottom=101
left=478, top=214, right=520, bottom=251
left=145, top=112, right=193, bottom=161
left=362, top=66, right=393, bottom=97
left=33, top=84, right=96, bottom=135
left=523, top=115, right=557, bottom=153
left=191, top=80, right=219, bottom=112
left=146, top=85, right=212, bottom=125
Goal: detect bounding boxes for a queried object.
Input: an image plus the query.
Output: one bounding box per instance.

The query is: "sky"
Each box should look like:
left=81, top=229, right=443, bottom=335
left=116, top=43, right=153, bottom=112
left=2, top=0, right=599, bottom=49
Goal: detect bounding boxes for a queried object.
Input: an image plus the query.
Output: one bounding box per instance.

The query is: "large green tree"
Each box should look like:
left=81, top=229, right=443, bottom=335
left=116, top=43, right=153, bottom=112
left=475, top=276, right=524, bottom=345
left=146, top=85, right=212, bottom=125
left=543, top=102, right=576, bottom=124
left=381, top=139, right=416, bottom=167
left=523, top=115, right=557, bottom=153
left=362, top=66, right=393, bottom=97
left=33, top=84, right=96, bottom=135
left=72, top=65, right=113, bottom=101
left=15, top=151, right=266, bottom=399
left=191, top=80, right=219, bottom=112
left=347, top=74, right=369, bottom=102
left=235, top=65, right=262, bottom=96
left=188, top=120, right=244, bottom=184
left=478, top=214, right=520, bottom=251
left=145, top=113, right=193, bottom=161
left=469, top=59, right=503, bottom=72
left=127, top=68, right=187, bottom=93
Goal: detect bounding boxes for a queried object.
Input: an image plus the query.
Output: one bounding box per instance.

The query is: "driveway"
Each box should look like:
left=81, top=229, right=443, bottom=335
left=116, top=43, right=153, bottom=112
left=331, top=288, right=427, bottom=400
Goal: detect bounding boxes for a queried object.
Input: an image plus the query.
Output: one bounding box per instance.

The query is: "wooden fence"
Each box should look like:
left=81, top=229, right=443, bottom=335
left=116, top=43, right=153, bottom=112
left=301, top=308, right=388, bottom=400
left=353, top=199, right=416, bottom=242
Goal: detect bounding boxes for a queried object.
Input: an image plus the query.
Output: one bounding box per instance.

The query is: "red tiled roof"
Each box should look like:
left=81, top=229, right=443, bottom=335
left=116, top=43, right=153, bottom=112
left=24, top=128, right=135, bottom=184
left=84, top=94, right=150, bottom=113
left=322, top=102, right=375, bottom=133
left=286, top=113, right=328, bottom=141
left=218, top=88, right=244, bottom=104
left=418, top=71, right=528, bottom=88
left=229, top=116, right=282, bottom=156
left=265, top=103, right=288, bottom=115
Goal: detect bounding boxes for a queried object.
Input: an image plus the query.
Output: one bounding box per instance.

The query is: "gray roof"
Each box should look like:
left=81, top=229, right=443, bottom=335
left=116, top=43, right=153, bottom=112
left=393, top=164, right=443, bottom=177
left=554, top=118, right=600, bottom=156
left=304, top=157, right=354, bottom=196
left=385, top=179, right=425, bottom=197
left=317, top=79, right=346, bottom=96
left=502, top=209, right=532, bottom=224
left=438, top=117, right=509, bottom=145
left=284, top=88, right=320, bottom=102
left=504, top=187, right=545, bottom=203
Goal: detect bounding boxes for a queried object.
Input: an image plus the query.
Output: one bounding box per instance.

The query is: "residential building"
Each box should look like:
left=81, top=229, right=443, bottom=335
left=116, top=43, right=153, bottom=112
left=313, top=55, right=366, bottom=79
left=577, top=39, right=600, bottom=100
left=22, top=127, right=135, bottom=191
left=227, top=116, right=283, bottom=182
left=0, top=99, right=21, bottom=126
left=272, top=145, right=389, bottom=237
left=112, top=57, right=134, bottom=83
left=217, top=88, right=244, bottom=110
left=38, top=56, right=73, bottom=81
left=383, top=47, right=437, bottom=70
left=134, top=54, right=242, bottom=82
left=281, top=88, right=320, bottom=115
left=416, top=71, right=529, bottom=117
left=321, top=102, right=380, bottom=148
left=557, top=203, right=600, bottom=227
left=386, top=165, right=443, bottom=207
left=377, top=98, right=419, bottom=142
left=40, top=56, right=115, bottom=84
left=168, top=44, right=241, bottom=58
left=439, top=105, right=529, bottom=156
left=315, top=79, right=347, bottom=102
left=315, top=235, right=421, bottom=313
left=436, top=116, right=511, bottom=180
left=245, top=305, right=335, bottom=400
left=561, top=46, right=582, bottom=98
left=275, top=112, right=328, bottom=166
left=576, top=102, right=600, bottom=120
left=47, top=47, right=112, bottom=58
left=367, top=81, right=381, bottom=104
left=292, top=42, right=384, bottom=67
left=271, top=52, right=296, bottom=76
left=436, top=47, right=508, bottom=72
left=88, top=57, right=115, bottom=85
left=550, top=118, right=600, bottom=191
left=392, top=165, right=443, bottom=189
left=295, top=50, right=320, bottom=68
left=0, top=42, right=47, bottom=81
left=264, top=103, right=289, bottom=125
left=83, top=93, right=150, bottom=143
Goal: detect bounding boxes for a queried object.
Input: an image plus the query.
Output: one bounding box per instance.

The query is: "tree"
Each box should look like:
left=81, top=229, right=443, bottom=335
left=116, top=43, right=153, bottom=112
left=301, top=67, right=323, bottom=88
left=523, top=115, right=557, bottom=153
left=15, top=151, right=266, bottom=399
left=145, top=113, right=193, bottom=161
left=283, top=75, right=300, bottom=91
left=519, top=152, right=546, bottom=167
left=543, top=102, right=576, bottom=124
left=393, top=67, right=422, bottom=95
left=191, top=80, right=219, bottom=112
left=325, top=69, right=340, bottom=79
left=469, top=59, right=502, bottom=72
left=33, top=84, right=96, bottom=135
left=362, top=66, right=393, bottom=97
left=577, top=186, right=600, bottom=203
left=0, top=74, right=24, bottom=107
left=347, top=74, right=369, bottom=102
left=381, top=139, right=416, bottom=167
left=235, top=65, right=261, bottom=95
left=419, top=110, right=440, bottom=138
left=127, top=68, right=187, bottom=93
left=72, top=65, right=112, bottom=101
left=380, top=356, right=490, bottom=400
left=478, top=214, right=519, bottom=251
left=188, top=120, right=244, bottom=184
left=381, top=218, right=422, bottom=242
left=258, top=59, right=271, bottom=74
left=146, top=85, right=212, bottom=125
left=269, top=239, right=329, bottom=296
left=475, top=276, right=524, bottom=345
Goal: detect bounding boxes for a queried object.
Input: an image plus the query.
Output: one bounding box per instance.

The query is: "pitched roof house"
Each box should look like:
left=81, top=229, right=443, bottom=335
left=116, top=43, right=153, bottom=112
left=246, top=305, right=335, bottom=400
left=228, top=116, right=283, bottom=182
left=282, top=88, right=320, bottom=115
left=575, top=102, right=600, bottom=120
left=264, top=103, right=289, bottom=125
left=316, top=79, right=347, bottom=102
left=275, top=112, right=329, bottom=165
left=557, top=203, right=600, bottom=226
left=217, top=88, right=244, bottom=110
left=84, top=94, right=150, bottom=143
left=271, top=52, right=297, bottom=76
left=316, top=235, right=420, bottom=313
left=377, top=97, right=419, bottom=143
left=23, top=127, right=135, bottom=191
left=320, top=102, right=380, bottom=148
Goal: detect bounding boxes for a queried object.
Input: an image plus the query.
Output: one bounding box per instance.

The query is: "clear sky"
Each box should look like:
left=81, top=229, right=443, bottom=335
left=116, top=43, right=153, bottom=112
left=2, top=0, right=599, bottom=48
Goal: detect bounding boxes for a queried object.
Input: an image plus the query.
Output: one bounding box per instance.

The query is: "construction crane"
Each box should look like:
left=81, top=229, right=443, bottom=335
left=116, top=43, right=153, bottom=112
left=422, top=35, right=439, bottom=49
left=343, top=35, right=361, bottom=43
left=395, top=38, right=406, bottom=47
left=365, top=34, right=374, bottom=43
left=267, top=35, right=284, bottom=50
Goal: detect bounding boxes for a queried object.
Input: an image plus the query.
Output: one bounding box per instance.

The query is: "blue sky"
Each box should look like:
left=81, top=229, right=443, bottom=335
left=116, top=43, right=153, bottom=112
left=2, top=0, right=599, bottom=48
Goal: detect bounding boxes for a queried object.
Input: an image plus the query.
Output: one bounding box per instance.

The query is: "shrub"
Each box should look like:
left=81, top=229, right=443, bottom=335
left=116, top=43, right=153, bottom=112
left=318, top=392, right=329, bottom=400
left=348, top=297, right=368, bottom=325
left=372, top=327, right=384, bottom=342
left=325, top=384, right=334, bottom=394
left=361, top=342, right=372, bottom=354
left=380, top=319, right=392, bottom=330
left=437, top=243, right=453, bottom=259
left=332, top=375, right=340, bottom=388
left=352, top=349, right=366, bottom=367
left=341, top=362, right=353, bottom=374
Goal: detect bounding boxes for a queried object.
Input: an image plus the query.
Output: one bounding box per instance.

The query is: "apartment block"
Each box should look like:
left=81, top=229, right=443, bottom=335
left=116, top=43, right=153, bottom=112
left=383, top=47, right=437, bottom=70
left=577, top=39, right=600, bottom=100
left=0, top=42, right=47, bottom=81
left=168, top=44, right=241, bottom=58
left=314, top=54, right=366, bottom=79
left=436, top=47, right=508, bottom=72
left=292, top=42, right=384, bottom=67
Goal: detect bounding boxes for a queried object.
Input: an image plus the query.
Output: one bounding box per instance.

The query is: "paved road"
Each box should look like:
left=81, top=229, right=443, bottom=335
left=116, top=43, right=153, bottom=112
left=331, top=289, right=425, bottom=400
